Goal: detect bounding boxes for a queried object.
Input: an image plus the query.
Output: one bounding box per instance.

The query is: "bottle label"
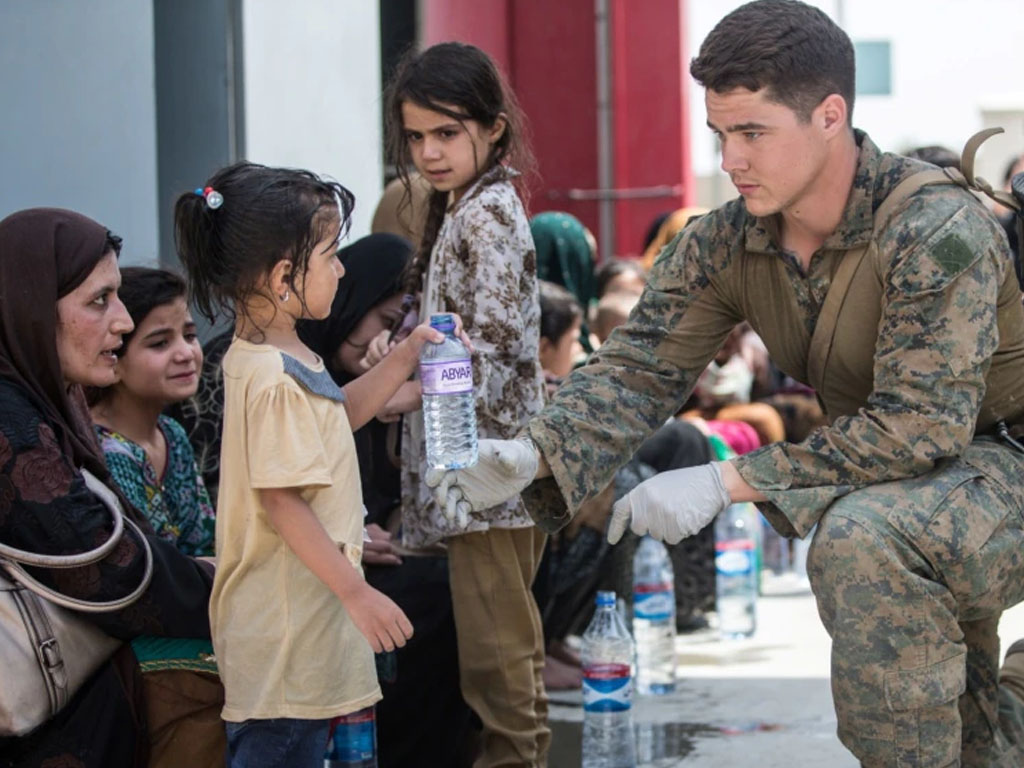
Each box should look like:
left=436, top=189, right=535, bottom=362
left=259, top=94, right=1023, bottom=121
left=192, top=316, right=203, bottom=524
left=420, top=359, right=473, bottom=395
left=583, top=663, right=632, bottom=712
left=633, top=583, right=674, bottom=621
left=330, top=707, right=376, bottom=761
left=715, top=539, right=755, bottom=576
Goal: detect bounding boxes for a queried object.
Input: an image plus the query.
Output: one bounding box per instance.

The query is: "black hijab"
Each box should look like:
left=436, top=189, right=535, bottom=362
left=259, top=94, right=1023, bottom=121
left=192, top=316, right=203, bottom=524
left=298, top=233, right=413, bottom=384
left=0, top=208, right=120, bottom=481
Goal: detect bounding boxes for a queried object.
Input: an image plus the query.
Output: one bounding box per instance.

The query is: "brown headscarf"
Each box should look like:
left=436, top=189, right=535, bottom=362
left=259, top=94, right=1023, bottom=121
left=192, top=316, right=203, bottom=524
left=641, top=206, right=709, bottom=271
left=0, top=207, right=121, bottom=483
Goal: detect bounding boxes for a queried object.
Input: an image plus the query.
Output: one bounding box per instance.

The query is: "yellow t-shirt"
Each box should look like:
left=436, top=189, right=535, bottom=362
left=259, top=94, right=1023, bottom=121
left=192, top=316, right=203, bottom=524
left=210, top=338, right=380, bottom=721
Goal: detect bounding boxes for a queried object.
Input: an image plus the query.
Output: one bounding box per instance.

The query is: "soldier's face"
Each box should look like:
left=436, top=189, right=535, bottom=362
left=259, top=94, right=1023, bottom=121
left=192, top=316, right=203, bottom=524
left=706, top=87, right=831, bottom=218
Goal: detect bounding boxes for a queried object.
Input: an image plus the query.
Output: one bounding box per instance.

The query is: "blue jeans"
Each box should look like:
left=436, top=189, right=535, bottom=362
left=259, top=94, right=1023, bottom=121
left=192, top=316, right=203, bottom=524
left=224, top=717, right=330, bottom=768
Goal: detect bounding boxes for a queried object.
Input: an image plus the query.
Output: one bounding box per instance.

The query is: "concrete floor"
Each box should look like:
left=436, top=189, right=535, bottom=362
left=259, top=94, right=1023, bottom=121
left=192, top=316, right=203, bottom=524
left=548, top=573, right=1024, bottom=767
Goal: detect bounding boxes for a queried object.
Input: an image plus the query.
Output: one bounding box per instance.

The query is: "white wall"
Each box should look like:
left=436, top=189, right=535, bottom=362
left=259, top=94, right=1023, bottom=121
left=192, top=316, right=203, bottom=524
left=242, top=0, right=383, bottom=240
left=0, top=0, right=160, bottom=265
left=687, top=0, right=1024, bottom=203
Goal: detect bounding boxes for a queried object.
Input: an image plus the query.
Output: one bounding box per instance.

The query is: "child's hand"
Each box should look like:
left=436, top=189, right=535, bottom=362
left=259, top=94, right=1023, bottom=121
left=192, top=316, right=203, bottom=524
left=402, top=314, right=475, bottom=357
left=360, top=330, right=396, bottom=370
left=346, top=582, right=413, bottom=653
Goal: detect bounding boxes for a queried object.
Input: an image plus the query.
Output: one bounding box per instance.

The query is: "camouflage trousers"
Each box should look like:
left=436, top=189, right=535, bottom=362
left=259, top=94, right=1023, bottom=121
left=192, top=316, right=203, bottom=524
left=806, top=439, right=1024, bottom=767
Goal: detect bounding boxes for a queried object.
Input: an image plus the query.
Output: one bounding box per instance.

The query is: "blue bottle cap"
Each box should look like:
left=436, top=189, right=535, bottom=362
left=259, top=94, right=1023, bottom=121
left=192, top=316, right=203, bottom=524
left=429, top=313, right=456, bottom=333
left=595, top=590, right=616, bottom=607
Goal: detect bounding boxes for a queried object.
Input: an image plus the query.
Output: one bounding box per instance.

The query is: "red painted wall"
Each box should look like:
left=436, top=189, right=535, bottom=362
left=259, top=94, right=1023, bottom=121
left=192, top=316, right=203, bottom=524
left=610, top=0, right=693, bottom=256
left=421, top=0, right=693, bottom=259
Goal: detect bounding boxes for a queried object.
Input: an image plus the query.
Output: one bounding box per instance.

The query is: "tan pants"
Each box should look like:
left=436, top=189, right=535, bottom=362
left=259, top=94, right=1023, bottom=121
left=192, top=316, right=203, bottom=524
left=448, top=527, right=550, bottom=768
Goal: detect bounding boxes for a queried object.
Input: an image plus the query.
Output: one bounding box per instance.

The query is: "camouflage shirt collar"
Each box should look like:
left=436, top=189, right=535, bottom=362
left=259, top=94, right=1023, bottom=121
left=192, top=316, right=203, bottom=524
left=448, top=165, right=519, bottom=212
left=744, top=129, right=882, bottom=254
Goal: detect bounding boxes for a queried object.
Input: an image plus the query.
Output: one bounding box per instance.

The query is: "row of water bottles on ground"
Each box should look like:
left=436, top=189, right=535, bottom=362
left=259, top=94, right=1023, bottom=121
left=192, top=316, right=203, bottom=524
left=583, top=503, right=810, bottom=768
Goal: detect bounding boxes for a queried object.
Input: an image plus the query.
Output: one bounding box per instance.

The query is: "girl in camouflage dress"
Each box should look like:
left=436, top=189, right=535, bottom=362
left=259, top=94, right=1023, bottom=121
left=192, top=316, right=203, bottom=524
left=383, top=42, right=550, bottom=767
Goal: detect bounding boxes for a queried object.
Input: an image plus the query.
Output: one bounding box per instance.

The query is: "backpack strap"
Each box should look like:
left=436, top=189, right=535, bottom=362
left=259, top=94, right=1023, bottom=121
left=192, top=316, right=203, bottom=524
left=805, top=168, right=958, bottom=395
left=960, top=127, right=1022, bottom=213
left=805, top=126, right=1021, bottom=400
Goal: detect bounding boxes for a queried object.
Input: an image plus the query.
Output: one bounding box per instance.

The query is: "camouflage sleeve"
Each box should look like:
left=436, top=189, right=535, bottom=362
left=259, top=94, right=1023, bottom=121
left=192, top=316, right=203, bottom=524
left=522, top=215, right=744, bottom=531
left=734, top=193, right=1006, bottom=538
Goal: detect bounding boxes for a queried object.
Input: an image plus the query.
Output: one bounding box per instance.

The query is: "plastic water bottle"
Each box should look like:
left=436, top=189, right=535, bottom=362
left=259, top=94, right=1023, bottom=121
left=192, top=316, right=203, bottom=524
left=419, top=313, right=477, bottom=469
left=715, top=503, right=758, bottom=639
left=581, top=591, right=637, bottom=768
left=325, top=706, right=377, bottom=767
left=632, top=537, right=676, bottom=695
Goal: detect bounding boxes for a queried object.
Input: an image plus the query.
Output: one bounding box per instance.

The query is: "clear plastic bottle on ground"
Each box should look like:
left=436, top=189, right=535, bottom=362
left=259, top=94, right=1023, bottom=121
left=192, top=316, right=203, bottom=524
left=632, top=537, right=676, bottom=695
left=715, top=503, right=758, bottom=639
left=419, top=313, right=477, bottom=470
left=325, top=706, right=377, bottom=767
left=581, top=590, right=637, bottom=768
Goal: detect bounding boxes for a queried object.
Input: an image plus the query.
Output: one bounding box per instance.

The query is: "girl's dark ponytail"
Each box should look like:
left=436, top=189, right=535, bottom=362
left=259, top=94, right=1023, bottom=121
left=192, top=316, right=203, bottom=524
left=401, top=190, right=447, bottom=296
left=174, top=190, right=227, bottom=325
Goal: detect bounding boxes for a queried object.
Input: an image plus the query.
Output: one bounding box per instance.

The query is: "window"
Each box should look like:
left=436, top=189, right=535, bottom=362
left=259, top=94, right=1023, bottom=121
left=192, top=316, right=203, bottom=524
left=855, top=41, right=892, bottom=96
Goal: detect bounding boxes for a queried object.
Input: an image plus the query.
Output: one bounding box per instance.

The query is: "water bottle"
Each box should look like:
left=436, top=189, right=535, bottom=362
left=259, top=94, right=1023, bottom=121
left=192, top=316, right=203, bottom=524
left=581, top=591, right=637, bottom=768
left=715, top=503, right=758, bottom=639
left=632, top=537, right=676, bottom=695
left=419, top=313, right=478, bottom=469
left=325, top=706, right=377, bottom=767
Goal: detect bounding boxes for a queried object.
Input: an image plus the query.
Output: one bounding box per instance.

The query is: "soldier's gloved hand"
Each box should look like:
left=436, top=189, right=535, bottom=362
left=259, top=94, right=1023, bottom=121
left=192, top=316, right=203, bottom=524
left=426, top=438, right=540, bottom=527
left=607, top=463, right=731, bottom=545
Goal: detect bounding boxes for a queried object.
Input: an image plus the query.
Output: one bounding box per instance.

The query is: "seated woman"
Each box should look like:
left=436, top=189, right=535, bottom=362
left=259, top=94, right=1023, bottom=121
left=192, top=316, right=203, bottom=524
left=89, top=267, right=215, bottom=557
left=0, top=209, right=214, bottom=768
left=88, top=267, right=222, bottom=768
left=298, top=233, right=477, bottom=768
left=530, top=211, right=599, bottom=356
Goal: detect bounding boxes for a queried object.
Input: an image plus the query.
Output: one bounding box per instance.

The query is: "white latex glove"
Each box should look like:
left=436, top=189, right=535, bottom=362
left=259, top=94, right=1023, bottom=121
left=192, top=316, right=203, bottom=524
left=425, top=438, right=540, bottom=528
left=607, top=463, right=731, bottom=545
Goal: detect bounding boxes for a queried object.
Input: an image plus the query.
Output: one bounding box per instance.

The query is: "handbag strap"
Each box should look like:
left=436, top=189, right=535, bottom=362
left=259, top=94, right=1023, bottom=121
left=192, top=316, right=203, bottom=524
left=2, top=515, right=153, bottom=613
left=0, top=469, right=124, bottom=567
left=0, top=468, right=154, bottom=613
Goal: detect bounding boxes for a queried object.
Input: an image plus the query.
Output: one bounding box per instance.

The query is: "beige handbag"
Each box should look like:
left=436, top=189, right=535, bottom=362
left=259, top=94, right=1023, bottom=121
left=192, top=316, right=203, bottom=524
left=0, top=468, right=153, bottom=737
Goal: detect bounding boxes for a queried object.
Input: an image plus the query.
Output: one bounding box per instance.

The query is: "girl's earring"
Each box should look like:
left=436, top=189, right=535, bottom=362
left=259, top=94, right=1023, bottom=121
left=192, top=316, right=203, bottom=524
left=280, top=290, right=290, bottom=303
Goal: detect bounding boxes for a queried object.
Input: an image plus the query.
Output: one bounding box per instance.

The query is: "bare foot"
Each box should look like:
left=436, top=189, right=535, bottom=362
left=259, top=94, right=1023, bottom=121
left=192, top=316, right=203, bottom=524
left=547, top=638, right=582, bottom=668
left=542, top=654, right=583, bottom=691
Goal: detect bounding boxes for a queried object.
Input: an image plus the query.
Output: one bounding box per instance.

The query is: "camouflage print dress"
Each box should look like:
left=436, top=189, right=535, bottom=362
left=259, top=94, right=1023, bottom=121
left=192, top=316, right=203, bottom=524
left=401, top=167, right=546, bottom=548
left=523, top=131, right=1024, bottom=766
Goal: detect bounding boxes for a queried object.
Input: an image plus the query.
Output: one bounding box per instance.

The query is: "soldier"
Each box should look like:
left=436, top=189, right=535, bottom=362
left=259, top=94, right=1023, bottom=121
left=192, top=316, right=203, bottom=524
left=427, top=0, right=1024, bottom=765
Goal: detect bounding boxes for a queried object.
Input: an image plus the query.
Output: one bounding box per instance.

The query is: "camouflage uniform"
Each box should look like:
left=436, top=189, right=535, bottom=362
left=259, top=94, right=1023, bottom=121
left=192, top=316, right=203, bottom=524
left=523, top=131, right=1024, bottom=766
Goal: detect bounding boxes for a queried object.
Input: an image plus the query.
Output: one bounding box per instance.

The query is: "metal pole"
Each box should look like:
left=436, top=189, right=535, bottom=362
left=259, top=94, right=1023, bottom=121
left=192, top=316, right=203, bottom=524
left=595, top=0, right=614, bottom=264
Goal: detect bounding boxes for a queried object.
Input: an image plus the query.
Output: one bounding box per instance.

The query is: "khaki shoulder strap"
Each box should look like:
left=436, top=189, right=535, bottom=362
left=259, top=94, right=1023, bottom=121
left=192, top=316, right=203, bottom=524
left=806, top=126, right=1021, bottom=397
left=805, top=168, right=959, bottom=393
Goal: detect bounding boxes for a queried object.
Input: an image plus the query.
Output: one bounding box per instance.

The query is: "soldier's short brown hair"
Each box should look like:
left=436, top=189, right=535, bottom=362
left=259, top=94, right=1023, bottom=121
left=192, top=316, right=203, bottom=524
left=690, top=0, right=855, bottom=124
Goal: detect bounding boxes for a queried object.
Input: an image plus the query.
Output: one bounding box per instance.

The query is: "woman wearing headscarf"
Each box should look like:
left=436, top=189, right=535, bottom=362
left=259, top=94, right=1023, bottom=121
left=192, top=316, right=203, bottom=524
left=529, top=211, right=598, bottom=355
left=299, top=233, right=477, bottom=768
left=0, top=209, right=215, bottom=768
left=641, top=206, right=708, bottom=271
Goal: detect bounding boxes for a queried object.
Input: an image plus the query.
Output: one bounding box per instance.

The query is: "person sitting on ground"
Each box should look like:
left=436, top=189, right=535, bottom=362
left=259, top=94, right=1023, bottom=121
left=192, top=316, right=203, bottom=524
left=684, top=323, right=786, bottom=451
left=0, top=208, right=214, bottom=768
left=533, top=282, right=586, bottom=690
left=90, top=268, right=216, bottom=557
left=641, top=206, right=708, bottom=271
left=591, top=291, right=640, bottom=346
left=88, top=266, right=223, bottom=767
left=595, top=258, right=646, bottom=299
left=531, top=211, right=599, bottom=355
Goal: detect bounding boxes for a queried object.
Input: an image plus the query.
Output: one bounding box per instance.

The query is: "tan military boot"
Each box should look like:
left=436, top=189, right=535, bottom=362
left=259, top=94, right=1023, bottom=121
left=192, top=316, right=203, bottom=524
left=1000, top=639, right=1024, bottom=703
